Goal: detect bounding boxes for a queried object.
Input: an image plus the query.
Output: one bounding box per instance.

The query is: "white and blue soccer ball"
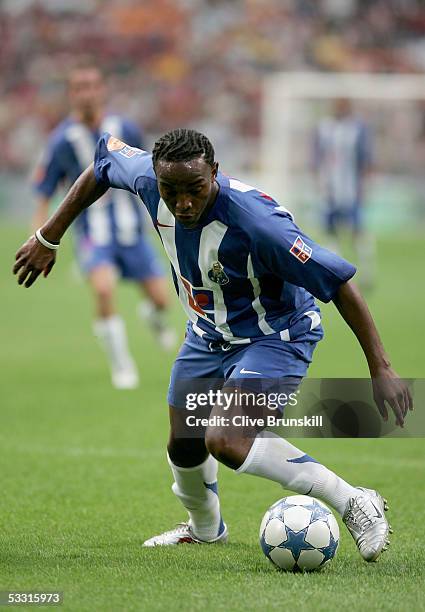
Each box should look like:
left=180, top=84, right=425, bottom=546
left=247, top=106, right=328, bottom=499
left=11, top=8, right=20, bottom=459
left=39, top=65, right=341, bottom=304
left=259, top=495, right=339, bottom=571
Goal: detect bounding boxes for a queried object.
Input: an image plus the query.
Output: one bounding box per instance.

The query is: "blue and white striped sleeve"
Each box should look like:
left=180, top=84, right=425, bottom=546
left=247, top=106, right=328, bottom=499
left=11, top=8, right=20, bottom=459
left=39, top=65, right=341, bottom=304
left=94, top=132, right=151, bottom=194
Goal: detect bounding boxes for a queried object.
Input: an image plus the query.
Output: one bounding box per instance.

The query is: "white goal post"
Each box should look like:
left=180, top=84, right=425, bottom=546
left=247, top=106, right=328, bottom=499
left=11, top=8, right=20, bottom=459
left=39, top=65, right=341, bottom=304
left=260, top=72, right=425, bottom=209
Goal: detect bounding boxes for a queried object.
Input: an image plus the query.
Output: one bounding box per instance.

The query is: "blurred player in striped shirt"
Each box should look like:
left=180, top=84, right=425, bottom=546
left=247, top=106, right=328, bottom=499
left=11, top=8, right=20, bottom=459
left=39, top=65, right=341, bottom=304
left=313, top=98, right=375, bottom=288
left=32, top=62, right=175, bottom=389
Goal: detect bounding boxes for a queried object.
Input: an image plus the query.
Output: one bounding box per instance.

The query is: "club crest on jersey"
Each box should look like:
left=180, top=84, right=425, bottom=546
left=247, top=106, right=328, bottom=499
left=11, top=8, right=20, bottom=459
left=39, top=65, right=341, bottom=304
left=290, top=236, right=312, bottom=264
left=208, top=261, right=229, bottom=285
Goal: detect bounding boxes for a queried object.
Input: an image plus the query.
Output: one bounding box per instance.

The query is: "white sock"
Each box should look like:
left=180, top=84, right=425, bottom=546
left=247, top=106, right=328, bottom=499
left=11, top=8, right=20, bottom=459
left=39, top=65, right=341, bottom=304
left=168, top=453, right=224, bottom=541
left=236, top=432, right=358, bottom=516
left=93, top=315, right=134, bottom=370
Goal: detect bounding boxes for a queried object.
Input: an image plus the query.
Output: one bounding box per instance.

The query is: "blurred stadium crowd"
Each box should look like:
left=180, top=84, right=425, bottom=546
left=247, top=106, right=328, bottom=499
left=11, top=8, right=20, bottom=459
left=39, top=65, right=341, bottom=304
left=1, top=0, right=425, bottom=174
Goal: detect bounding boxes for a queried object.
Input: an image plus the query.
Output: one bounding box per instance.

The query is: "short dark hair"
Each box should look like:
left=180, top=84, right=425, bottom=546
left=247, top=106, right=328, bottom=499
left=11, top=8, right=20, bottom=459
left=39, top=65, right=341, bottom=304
left=67, top=57, right=105, bottom=83
left=152, top=129, right=215, bottom=169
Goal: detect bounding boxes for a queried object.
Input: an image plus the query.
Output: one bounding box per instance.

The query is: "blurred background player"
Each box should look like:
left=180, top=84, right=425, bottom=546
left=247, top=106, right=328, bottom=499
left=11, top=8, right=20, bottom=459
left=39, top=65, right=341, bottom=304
left=312, top=98, right=375, bottom=288
left=32, top=61, right=176, bottom=389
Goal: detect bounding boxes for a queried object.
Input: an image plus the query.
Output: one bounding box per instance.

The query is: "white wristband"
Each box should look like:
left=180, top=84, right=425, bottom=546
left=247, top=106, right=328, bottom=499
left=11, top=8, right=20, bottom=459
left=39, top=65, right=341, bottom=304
left=35, top=228, right=60, bottom=250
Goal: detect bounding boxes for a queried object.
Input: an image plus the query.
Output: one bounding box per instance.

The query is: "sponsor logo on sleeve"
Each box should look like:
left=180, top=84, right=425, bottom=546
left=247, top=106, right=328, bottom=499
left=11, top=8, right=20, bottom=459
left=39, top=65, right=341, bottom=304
left=119, top=145, right=142, bottom=158
left=107, top=136, right=126, bottom=151
left=289, top=236, right=312, bottom=264
left=107, top=136, right=142, bottom=158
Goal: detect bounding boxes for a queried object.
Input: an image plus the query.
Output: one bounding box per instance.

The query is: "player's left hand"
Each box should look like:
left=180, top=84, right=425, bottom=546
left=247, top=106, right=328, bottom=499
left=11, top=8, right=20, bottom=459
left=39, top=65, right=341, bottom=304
left=13, top=235, right=56, bottom=288
left=371, top=367, right=413, bottom=427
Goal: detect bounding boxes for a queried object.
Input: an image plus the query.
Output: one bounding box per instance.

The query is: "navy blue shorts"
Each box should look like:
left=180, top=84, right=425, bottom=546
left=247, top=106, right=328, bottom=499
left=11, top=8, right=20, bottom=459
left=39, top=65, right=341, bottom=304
left=75, top=235, right=164, bottom=280
left=168, top=325, right=322, bottom=408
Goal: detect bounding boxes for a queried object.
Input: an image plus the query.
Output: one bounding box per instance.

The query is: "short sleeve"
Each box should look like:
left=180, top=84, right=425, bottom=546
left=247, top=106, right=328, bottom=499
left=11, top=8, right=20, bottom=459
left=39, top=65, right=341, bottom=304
left=33, top=137, right=66, bottom=198
left=94, top=132, right=152, bottom=194
left=252, top=212, right=356, bottom=303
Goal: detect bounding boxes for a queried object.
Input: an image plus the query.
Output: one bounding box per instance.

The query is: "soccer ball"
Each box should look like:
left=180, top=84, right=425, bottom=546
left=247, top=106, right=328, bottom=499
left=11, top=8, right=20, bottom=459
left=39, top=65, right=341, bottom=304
left=259, top=495, right=339, bottom=571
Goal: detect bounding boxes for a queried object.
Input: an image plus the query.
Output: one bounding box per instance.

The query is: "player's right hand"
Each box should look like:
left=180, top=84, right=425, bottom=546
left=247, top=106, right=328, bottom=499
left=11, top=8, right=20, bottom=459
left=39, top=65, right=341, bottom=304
left=371, top=367, right=413, bottom=428
left=13, top=235, right=56, bottom=288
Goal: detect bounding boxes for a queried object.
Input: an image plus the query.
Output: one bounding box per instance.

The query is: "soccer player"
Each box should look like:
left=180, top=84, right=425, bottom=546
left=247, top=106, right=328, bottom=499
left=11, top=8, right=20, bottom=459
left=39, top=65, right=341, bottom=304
left=32, top=62, right=175, bottom=389
left=14, top=129, right=412, bottom=562
left=313, top=98, right=375, bottom=287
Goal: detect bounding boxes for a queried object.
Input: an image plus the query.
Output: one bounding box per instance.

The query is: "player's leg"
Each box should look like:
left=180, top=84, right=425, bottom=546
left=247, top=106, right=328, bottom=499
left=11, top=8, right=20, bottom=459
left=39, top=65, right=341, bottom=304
left=204, top=337, right=358, bottom=516
left=144, top=411, right=227, bottom=547
left=206, top=407, right=358, bottom=517
left=89, top=263, right=116, bottom=319
left=75, top=237, right=139, bottom=389
left=89, top=263, right=139, bottom=389
left=138, top=276, right=177, bottom=350
left=143, top=330, right=226, bottom=546
left=206, top=404, right=389, bottom=561
left=167, top=407, right=225, bottom=540
left=118, top=237, right=176, bottom=350
left=204, top=336, right=390, bottom=561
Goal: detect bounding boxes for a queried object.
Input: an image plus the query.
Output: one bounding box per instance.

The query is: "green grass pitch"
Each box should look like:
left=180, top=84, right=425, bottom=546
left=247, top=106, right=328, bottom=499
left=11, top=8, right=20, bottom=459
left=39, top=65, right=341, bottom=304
left=1, top=226, right=424, bottom=611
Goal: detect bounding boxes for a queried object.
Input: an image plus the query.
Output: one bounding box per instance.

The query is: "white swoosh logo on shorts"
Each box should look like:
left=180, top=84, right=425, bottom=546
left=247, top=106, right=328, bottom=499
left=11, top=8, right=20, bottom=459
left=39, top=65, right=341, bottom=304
left=240, top=367, right=262, bottom=375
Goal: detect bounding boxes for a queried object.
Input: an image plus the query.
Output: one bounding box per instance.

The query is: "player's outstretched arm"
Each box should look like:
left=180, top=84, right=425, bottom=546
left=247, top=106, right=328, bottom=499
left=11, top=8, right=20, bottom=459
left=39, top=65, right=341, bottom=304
left=13, top=164, right=107, bottom=288
left=333, top=280, right=413, bottom=427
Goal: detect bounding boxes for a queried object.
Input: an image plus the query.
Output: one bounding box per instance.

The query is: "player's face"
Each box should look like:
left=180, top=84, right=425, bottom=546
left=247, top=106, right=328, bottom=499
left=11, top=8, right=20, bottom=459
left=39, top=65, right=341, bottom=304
left=155, top=158, right=219, bottom=228
left=68, top=68, right=106, bottom=117
left=334, top=98, right=351, bottom=118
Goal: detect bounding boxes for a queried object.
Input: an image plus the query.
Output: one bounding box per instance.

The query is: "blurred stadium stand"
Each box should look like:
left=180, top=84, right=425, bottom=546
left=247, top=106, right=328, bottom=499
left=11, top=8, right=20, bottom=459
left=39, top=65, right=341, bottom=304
left=1, top=0, right=425, bottom=224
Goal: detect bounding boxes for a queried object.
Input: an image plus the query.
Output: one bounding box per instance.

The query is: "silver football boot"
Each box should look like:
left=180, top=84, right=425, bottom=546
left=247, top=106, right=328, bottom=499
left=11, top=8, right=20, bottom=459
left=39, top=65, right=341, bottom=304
left=143, top=522, right=228, bottom=547
left=343, top=487, right=392, bottom=562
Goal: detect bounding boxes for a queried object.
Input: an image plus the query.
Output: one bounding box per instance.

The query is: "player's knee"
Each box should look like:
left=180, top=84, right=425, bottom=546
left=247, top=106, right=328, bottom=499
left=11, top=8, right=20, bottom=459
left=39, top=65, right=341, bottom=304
left=142, top=277, right=169, bottom=309
left=95, top=283, right=113, bottom=303
left=151, top=283, right=169, bottom=309
left=205, top=427, right=242, bottom=469
left=204, top=428, right=226, bottom=461
left=93, top=285, right=115, bottom=318
left=90, top=268, right=115, bottom=304
left=155, top=295, right=169, bottom=310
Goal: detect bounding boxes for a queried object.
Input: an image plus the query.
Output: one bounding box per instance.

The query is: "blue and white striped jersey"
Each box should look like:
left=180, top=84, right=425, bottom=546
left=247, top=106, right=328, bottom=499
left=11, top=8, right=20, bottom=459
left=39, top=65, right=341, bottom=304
left=94, top=133, right=356, bottom=344
left=313, top=116, right=372, bottom=207
left=34, top=115, right=146, bottom=246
